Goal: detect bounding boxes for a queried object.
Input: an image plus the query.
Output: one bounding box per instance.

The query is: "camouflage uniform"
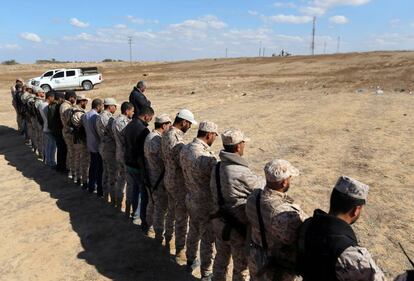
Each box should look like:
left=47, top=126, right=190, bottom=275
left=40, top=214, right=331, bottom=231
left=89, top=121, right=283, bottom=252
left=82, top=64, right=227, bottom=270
left=21, top=91, right=34, bottom=143
left=144, top=129, right=174, bottom=242
left=180, top=137, right=218, bottom=276
left=394, top=272, right=410, bottom=281
left=27, top=95, right=38, bottom=149
left=71, top=104, right=89, bottom=185
left=60, top=100, right=75, bottom=175
left=112, top=114, right=131, bottom=208
left=161, top=126, right=188, bottom=253
left=210, top=150, right=265, bottom=281
left=34, top=96, right=45, bottom=158
left=96, top=110, right=116, bottom=201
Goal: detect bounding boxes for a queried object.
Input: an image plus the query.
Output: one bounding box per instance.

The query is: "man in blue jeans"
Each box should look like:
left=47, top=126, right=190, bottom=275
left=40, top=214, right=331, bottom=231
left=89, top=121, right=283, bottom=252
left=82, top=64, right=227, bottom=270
left=124, top=106, right=154, bottom=233
left=82, top=98, right=104, bottom=197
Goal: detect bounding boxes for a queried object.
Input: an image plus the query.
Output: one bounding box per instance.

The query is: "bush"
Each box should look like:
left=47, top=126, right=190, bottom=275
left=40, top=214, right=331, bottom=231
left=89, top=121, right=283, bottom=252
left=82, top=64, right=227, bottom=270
left=1, top=59, right=18, bottom=65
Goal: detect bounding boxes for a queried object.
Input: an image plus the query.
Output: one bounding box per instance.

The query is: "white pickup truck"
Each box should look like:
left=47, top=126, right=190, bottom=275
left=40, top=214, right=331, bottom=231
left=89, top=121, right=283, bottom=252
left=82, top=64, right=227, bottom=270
left=36, top=67, right=103, bottom=92
left=29, top=69, right=65, bottom=87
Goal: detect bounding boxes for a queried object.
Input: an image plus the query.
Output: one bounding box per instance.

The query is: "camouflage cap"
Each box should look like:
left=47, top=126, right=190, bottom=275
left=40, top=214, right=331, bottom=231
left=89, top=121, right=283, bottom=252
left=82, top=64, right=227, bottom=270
left=25, top=83, right=33, bottom=89
left=34, top=86, right=45, bottom=93
left=333, top=176, right=369, bottom=201
left=221, top=128, right=250, bottom=145
left=155, top=113, right=172, bottom=124
left=104, top=98, right=118, bottom=106
left=16, top=77, right=24, bottom=83
left=199, top=121, right=219, bottom=135
left=76, top=94, right=90, bottom=101
left=264, top=159, right=299, bottom=183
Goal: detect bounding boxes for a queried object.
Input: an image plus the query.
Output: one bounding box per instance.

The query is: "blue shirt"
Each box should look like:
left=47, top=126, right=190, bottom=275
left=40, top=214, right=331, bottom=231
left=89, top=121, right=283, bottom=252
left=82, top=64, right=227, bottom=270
left=82, top=109, right=100, bottom=153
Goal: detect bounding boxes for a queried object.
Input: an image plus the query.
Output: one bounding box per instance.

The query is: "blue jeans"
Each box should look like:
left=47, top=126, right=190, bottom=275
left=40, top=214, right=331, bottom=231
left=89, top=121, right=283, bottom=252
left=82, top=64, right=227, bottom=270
left=127, top=168, right=148, bottom=227
left=88, top=152, right=103, bottom=195
left=43, top=132, right=56, bottom=166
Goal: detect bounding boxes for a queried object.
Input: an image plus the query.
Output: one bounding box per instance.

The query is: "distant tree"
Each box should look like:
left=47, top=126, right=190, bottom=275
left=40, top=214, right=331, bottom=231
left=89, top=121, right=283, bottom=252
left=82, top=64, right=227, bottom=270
left=1, top=59, right=18, bottom=65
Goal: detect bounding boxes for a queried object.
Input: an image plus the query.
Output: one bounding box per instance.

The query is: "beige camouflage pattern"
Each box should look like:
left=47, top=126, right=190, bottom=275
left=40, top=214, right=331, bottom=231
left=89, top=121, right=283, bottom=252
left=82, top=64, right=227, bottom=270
left=210, top=150, right=265, bottom=281
left=60, top=100, right=75, bottom=175
left=246, top=187, right=307, bottom=281
left=112, top=114, right=131, bottom=206
left=180, top=138, right=218, bottom=276
left=335, top=246, right=385, bottom=281
left=71, top=105, right=89, bottom=184
left=264, top=159, right=299, bottom=183
left=334, top=176, right=369, bottom=201
left=34, top=97, right=44, bottom=157
left=161, top=126, right=188, bottom=252
left=96, top=110, right=116, bottom=200
left=221, top=128, right=250, bottom=146
left=144, top=130, right=174, bottom=242
left=394, top=272, right=409, bottom=281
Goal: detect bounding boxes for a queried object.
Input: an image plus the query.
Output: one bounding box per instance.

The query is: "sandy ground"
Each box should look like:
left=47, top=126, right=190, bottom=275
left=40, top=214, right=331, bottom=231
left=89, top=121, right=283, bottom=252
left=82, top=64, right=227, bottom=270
left=0, top=51, right=414, bottom=280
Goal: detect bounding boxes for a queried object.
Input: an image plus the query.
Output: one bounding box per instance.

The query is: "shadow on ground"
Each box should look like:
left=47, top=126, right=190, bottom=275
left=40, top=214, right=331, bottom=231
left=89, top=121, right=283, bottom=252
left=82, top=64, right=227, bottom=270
left=0, top=125, right=197, bottom=281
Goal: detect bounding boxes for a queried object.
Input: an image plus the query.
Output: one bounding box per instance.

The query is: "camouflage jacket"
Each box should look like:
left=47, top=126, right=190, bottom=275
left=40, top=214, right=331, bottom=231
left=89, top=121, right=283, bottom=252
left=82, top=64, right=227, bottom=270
left=144, top=130, right=164, bottom=188
left=180, top=138, right=218, bottom=204
left=210, top=150, right=265, bottom=224
left=161, top=126, right=186, bottom=194
left=59, top=100, right=73, bottom=130
left=336, top=246, right=385, bottom=281
left=112, top=114, right=131, bottom=162
left=96, top=110, right=115, bottom=155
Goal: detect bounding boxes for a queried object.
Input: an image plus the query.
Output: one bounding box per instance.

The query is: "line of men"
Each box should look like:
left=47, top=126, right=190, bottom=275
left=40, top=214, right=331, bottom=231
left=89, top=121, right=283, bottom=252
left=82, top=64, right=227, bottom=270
left=10, top=78, right=412, bottom=281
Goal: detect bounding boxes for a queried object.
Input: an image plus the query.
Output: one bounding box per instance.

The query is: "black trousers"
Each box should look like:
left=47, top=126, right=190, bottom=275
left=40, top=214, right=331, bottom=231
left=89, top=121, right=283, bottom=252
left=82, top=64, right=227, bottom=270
left=54, top=133, right=67, bottom=172
left=88, top=152, right=103, bottom=196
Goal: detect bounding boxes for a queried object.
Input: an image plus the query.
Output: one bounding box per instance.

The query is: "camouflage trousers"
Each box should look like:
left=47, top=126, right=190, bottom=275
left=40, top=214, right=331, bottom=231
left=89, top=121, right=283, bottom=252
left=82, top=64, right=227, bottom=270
left=115, top=160, right=130, bottom=207
left=102, top=151, right=117, bottom=202
left=212, top=218, right=249, bottom=281
left=30, top=117, right=38, bottom=149
left=74, top=143, right=89, bottom=184
left=186, top=196, right=215, bottom=276
left=35, top=122, right=44, bottom=158
left=146, top=185, right=174, bottom=242
left=62, top=130, right=76, bottom=175
left=165, top=185, right=189, bottom=253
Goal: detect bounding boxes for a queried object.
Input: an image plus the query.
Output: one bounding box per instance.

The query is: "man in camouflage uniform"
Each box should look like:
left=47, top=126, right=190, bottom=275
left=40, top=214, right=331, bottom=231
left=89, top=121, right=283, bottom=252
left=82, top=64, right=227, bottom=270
left=161, top=109, right=197, bottom=261
left=144, top=114, right=173, bottom=244
left=20, top=84, right=34, bottom=145
left=180, top=121, right=219, bottom=280
left=11, top=78, right=24, bottom=133
left=96, top=98, right=118, bottom=203
left=210, top=128, right=265, bottom=281
left=298, top=176, right=385, bottom=281
left=112, top=102, right=134, bottom=210
left=246, top=159, right=307, bottom=281
left=70, top=94, right=90, bottom=189
left=26, top=89, right=38, bottom=153
left=60, top=91, right=77, bottom=178
left=33, top=87, right=46, bottom=160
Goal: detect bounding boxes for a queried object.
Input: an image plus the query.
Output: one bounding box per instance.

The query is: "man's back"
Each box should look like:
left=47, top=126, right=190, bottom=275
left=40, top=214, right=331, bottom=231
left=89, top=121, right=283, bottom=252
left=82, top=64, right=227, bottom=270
left=124, top=118, right=149, bottom=169
left=144, top=130, right=164, bottom=186
left=83, top=109, right=99, bottom=153
left=129, top=87, right=151, bottom=119
left=112, top=114, right=130, bottom=162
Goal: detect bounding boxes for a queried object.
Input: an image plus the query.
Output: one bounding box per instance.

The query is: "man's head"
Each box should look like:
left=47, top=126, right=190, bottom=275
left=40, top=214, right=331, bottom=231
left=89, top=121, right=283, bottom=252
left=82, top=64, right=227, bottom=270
left=25, top=84, right=33, bottom=93
left=197, top=121, right=219, bottom=147
left=264, top=159, right=299, bottom=192
left=154, top=114, right=172, bottom=133
left=137, top=80, right=147, bottom=93
left=65, top=91, right=77, bottom=104
left=174, top=109, right=197, bottom=133
left=16, top=78, right=24, bottom=87
left=139, top=106, right=154, bottom=123
left=76, top=94, right=90, bottom=109
left=329, top=176, right=369, bottom=225
left=45, top=91, right=55, bottom=104
left=221, top=128, right=250, bottom=156
left=103, top=98, right=118, bottom=114
left=34, top=87, right=45, bottom=98
left=121, top=102, right=134, bottom=119
left=54, top=91, right=65, bottom=103
left=91, top=98, right=103, bottom=113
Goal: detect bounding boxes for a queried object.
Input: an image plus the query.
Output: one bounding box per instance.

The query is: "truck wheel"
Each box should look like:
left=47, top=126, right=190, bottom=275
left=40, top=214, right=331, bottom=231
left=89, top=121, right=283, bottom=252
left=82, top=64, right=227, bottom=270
left=41, top=84, right=51, bottom=92
left=82, top=81, right=93, bottom=91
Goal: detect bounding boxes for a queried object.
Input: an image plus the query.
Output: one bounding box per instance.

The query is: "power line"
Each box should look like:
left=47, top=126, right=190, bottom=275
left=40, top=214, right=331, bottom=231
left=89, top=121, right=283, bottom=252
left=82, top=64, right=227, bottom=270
left=128, top=36, right=132, bottom=63
left=311, top=16, right=316, bottom=56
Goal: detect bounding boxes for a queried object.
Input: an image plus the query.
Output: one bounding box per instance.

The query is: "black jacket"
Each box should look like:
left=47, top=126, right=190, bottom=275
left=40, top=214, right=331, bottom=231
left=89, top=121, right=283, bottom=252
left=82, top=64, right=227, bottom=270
left=47, top=102, right=63, bottom=137
left=129, top=87, right=151, bottom=118
left=124, top=118, right=150, bottom=169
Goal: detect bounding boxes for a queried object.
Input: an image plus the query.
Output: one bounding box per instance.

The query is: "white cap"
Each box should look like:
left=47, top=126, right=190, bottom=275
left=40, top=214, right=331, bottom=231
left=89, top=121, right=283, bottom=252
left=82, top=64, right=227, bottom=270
left=34, top=86, right=44, bottom=93
left=104, top=98, right=118, bottom=106
left=177, top=109, right=197, bottom=125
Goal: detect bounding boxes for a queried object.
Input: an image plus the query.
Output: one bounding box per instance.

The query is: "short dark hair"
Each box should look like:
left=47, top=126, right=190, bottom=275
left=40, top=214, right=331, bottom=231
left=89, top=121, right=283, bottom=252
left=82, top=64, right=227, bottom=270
left=139, top=106, right=154, bottom=116
left=55, top=91, right=65, bottom=100
left=91, top=98, right=103, bottom=109
left=223, top=144, right=237, bottom=153
left=329, top=188, right=365, bottom=215
left=155, top=121, right=171, bottom=129
left=174, top=116, right=184, bottom=125
left=104, top=104, right=110, bottom=110
left=197, top=130, right=209, bottom=138
left=65, top=91, right=77, bottom=100
left=121, top=102, right=134, bottom=114
left=45, top=91, right=55, bottom=99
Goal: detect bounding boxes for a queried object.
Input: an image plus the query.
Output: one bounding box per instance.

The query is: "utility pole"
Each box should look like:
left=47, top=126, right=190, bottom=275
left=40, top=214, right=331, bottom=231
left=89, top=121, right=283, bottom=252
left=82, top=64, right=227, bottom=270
left=225, top=48, right=228, bottom=58
left=337, top=36, right=341, bottom=53
left=311, top=16, right=316, bottom=55
left=323, top=41, right=327, bottom=54
left=263, top=47, right=266, bottom=57
left=128, top=36, right=132, bottom=63
left=259, top=41, right=262, bottom=57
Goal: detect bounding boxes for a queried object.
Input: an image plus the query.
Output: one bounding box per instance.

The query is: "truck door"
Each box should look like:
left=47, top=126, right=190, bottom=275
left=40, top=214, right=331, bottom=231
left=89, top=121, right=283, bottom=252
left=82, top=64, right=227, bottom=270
left=64, top=70, right=78, bottom=88
left=51, top=71, right=65, bottom=88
